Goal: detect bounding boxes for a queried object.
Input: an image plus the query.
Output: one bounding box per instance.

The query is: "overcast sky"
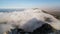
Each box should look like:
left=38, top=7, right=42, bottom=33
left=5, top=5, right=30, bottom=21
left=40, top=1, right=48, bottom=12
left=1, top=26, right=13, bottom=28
left=0, top=0, right=60, bottom=9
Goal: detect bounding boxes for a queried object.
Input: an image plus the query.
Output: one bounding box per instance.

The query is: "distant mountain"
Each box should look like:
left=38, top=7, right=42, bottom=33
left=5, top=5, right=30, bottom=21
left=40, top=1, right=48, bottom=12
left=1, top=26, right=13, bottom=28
left=0, top=9, right=25, bottom=12
left=45, top=10, right=60, bottom=19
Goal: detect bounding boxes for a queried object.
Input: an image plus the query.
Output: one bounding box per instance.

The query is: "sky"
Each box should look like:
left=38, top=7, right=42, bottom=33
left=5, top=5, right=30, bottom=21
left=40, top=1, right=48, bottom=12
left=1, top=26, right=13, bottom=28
left=0, top=0, right=60, bottom=9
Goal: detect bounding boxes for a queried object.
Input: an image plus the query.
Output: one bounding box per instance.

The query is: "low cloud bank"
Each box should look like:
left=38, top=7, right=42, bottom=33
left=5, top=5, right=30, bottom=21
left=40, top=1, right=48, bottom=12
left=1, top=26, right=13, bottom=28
left=0, top=9, right=60, bottom=33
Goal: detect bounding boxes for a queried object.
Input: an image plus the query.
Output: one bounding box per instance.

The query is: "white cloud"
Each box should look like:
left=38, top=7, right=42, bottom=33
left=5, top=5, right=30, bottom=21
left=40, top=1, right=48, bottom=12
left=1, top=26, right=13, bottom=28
left=0, top=8, right=60, bottom=33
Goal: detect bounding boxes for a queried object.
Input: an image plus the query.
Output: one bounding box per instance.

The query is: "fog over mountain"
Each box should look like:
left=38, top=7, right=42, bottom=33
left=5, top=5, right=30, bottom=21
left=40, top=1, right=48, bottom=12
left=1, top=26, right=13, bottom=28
left=0, top=8, right=60, bottom=34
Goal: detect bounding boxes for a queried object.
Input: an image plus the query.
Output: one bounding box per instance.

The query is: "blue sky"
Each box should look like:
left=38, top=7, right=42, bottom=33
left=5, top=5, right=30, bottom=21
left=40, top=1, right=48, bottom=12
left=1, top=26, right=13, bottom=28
left=0, top=0, right=60, bottom=9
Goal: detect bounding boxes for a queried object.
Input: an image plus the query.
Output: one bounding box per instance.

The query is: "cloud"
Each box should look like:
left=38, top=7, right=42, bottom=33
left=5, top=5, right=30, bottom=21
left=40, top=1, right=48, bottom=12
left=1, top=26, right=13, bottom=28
left=0, top=8, right=60, bottom=33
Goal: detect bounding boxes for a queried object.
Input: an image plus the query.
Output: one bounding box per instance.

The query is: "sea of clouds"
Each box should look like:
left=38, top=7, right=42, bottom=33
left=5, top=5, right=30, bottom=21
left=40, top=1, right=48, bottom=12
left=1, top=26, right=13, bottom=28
left=0, top=8, right=60, bottom=34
